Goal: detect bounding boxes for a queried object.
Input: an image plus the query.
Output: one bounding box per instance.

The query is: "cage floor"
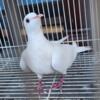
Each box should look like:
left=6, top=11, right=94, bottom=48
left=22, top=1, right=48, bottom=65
left=0, top=52, right=99, bottom=100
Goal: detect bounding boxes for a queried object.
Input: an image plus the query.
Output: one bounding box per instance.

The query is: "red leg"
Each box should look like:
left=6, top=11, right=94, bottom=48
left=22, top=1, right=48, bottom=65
left=52, top=75, right=64, bottom=89
left=36, top=80, right=44, bottom=94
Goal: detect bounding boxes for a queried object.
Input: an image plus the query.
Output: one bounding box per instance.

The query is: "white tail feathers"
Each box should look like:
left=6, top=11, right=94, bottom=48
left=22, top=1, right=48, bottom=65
left=76, top=46, right=91, bottom=53
left=72, top=41, right=91, bottom=53
left=51, top=35, right=68, bottom=44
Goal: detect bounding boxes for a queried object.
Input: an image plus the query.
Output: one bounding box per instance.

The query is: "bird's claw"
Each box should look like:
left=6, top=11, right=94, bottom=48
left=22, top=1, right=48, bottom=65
left=35, top=80, right=48, bottom=94
left=52, top=83, right=62, bottom=88
left=36, top=80, right=44, bottom=94
left=52, top=76, right=64, bottom=89
left=36, top=84, right=44, bottom=93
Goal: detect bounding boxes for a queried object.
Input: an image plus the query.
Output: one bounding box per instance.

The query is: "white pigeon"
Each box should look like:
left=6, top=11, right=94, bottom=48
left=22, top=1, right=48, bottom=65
left=20, top=12, right=91, bottom=92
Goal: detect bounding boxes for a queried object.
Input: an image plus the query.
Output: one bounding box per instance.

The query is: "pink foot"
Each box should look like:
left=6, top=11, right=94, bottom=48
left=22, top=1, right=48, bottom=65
left=36, top=80, right=44, bottom=94
left=52, top=75, right=64, bottom=89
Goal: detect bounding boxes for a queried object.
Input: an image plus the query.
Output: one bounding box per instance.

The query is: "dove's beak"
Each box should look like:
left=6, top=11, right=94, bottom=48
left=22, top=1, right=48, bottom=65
left=32, top=14, right=44, bottom=19
left=38, top=14, right=44, bottom=18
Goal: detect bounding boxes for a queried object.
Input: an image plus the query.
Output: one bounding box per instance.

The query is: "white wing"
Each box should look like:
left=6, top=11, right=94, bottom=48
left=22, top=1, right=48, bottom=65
left=72, top=42, right=91, bottom=53
left=52, top=44, right=77, bottom=74
left=52, top=42, right=91, bottom=74
left=20, top=49, right=31, bottom=72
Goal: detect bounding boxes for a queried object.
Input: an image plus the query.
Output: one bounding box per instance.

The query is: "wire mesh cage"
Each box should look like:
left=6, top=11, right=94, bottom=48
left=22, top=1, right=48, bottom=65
left=0, top=0, right=99, bottom=99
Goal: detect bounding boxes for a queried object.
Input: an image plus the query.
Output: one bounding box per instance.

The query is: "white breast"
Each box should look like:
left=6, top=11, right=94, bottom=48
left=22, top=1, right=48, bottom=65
left=25, top=41, right=54, bottom=75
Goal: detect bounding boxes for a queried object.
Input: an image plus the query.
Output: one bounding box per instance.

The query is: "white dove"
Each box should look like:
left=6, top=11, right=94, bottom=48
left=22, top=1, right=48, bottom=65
left=20, top=12, right=91, bottom=93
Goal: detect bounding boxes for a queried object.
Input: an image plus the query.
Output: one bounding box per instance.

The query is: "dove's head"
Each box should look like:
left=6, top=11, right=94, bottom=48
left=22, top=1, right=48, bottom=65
left=23, top=12, right=43, bottom=34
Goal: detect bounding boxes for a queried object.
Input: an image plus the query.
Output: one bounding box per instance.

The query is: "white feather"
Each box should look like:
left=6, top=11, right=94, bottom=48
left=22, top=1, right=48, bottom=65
left=20, top=50, right=31, bottom=72
left=52, top=44, right=77, bottom=74
left=72, top=41, right=91, bottom=53
left=50, top=36, right=68, bottom=44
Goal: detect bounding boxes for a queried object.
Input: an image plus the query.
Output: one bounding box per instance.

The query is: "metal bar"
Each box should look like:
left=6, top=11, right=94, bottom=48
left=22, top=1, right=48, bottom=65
left=78, top=0, right=84, bottom=46
left=16, top=0, right=27, bottom=45
left=84, top=0, right=89, bottom=46
left=0, top=39, right=6, bottom=57
left=72, top=0, right=79, bottom=43
left=45, top=0, right=54, bottom=40
left=56, top=0, right=63, bottom=39
left=40, top=0, right=49, bottom=39
left=11, top=0, right=24, bottom=54
left=2, top=0, right=17, bottom=57
left=51, top=0, right=59, bottom=40
left=0, top=12, right=10, bottom=58
left=26, top=0, right=30, bottom=13
left=61, top=0, right=68, bottom=41
left=6, top=0, right=21, bottom=56
left=0, top=9, right=13, bottom=57
left=67, top=0, right=74, bottom=42
left=20, top=0, right=28, bottom=42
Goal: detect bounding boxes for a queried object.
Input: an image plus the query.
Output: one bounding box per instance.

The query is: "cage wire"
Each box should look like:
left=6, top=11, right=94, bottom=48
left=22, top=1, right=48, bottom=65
left=0, top=0, right=99, bottom=99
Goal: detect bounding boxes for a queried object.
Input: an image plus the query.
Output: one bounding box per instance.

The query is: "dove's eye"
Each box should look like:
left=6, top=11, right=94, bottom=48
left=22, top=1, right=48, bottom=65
left=26, top=19, right=30, bottom=23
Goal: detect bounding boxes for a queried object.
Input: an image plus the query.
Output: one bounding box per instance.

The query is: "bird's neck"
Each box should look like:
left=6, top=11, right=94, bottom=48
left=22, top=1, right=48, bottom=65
left=27, top=30, right=47, bottom=44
